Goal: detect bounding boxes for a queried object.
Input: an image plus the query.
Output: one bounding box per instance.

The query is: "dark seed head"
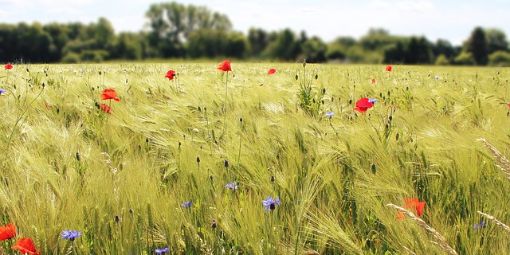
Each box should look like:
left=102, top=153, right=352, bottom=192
left=196, top=157, right=200, bottom=164
left=114, top=215, right=120, bottom=223
left=270, top=176, right=275, bottom=182
left=269, top=203, right=276, bottom=210
left=211, top=220, right=217, bottom=229
left=75, top=152, right=81, bottom=161
left=224, top=160, right=229, bottom=168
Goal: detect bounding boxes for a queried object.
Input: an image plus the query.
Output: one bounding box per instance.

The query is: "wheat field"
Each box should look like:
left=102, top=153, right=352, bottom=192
left=0, top=62, right=509, bottom=254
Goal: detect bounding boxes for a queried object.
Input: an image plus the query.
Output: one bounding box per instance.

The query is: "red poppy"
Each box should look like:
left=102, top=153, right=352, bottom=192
left=217, top=60, right=232, bottom=72
left=354, top=98, right=374, bottom=113
left=507, top=102, right=510, bottom=109
left=0, top=223, right=16, bottom=241
left=100, top=104, right=112, bottom=114
left=12, top=238, right=39, bottom=255
left=268, top=68, right=277, bottom=75
left=101, top=88, right=120, bottom=102
left=399, top=198, right=426, bottom=218
left=385, top=65, right=393, bottom=72
left=371, top=79, right=376, bottom=84
left=4, top=63, right=13, bottom=70
left=165, top=70, right=176, bottom=80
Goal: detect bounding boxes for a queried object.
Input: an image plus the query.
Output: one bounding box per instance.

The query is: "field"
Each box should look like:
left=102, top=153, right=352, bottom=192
left=1, top=62, right=510, bottom=254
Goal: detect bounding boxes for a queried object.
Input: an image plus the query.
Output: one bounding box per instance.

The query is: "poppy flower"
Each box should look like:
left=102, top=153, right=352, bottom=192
left=268, top=68, right=277, bottom=75
left=165, top=70, right=176, bottom=80
left=100, top=104, right=111, bottom=114
left=101, top=88, right=120, bottom=102
left=0, top=223, right=16, bottom=241
left=507, top=102, right=510, bottom=109
left=325, top=111, right=334, bottom=119
left=12, top=238, right=39, bottom=255
left=0, top=89, right=6, bottom=95
left=4, top=63, right=13, bottom=70
left=354, top=98, right=375, bottom=113
left=262, top=196, right=280, bottom=211
left=385, top=65, right=393, bottom=72
left=473, top=220, right=486, bottom=230
left=217, top=60, right=232, bottom=72
left=397, top=198, right=426, bottom=219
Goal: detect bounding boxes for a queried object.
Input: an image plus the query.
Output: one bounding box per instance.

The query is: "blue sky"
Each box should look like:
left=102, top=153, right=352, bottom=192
left=0, top=0, right=508, bottom=45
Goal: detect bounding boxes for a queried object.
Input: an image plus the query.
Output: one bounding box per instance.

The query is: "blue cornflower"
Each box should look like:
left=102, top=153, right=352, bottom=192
left=473, top=220, right=486, bottom=230
left=368, top=98, right=378, bottom=104
left=181, top=201, right=192, bottom=209
left=262, top=196, right=281, bottom=211
left=225, top=182, right=238, bottom=191
left=0, top=89, right=6, bottom=95
left=325, top=111, right=334, bottom=119
left=155, top=247, right=169, bottom=254
left=61, top=230, right=81, bottom=241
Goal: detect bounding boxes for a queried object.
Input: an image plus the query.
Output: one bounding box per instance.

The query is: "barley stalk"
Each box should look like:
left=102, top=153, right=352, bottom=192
left=478, top=138, right=510, bottom=180
left=386, top=204, right=458, bottom=255
left=477, top=211, right=510, bottom=234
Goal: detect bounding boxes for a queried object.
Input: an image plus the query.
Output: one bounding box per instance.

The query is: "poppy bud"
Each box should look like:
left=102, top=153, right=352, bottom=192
left=315, top=74, right=319, bottom=80
left=99, top=71, right=102, bottom=75
left=239, top=117, right=243, bottom=123
left=114, top=215, right=120, bottom=223
left=224, top=160, right=229, bottom=168
left=321, top=88, right=326, bottom=94
left=295, top=74, right=299, bottom=80
left=204, top=107, right=207, bottom=112
left=371, top=163, right=377, bottom=174
left=270, top=176, right=275, bottom=182
left=389, top=115, right=393, bottom=121
left=146, top=138, right=149, bottom=143
left=178, top=142, right=181, bottom=148
left=348, top=99, right=352, bottom=105
left=56, top=108, right=60, bottom=114
left=196, top=157, right=200, bottom=164
left=198, top=106, right=202, bottom=112
left=129, top=208, right=134, bottom=214
left=396, top=133, right=400, bottom=141
left=211, top=219, right=217, bottom=229
left=76, top=152, right=81, bottom=161
left=26, top=68, right=30, bottom=72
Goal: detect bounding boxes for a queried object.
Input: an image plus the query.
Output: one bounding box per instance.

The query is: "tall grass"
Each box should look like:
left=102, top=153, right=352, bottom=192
left=0, top=63, right=509, bottom=254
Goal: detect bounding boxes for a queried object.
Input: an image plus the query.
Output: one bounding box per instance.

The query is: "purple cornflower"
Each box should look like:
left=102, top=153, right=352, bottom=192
left=0, top=89, right=6, bottom=95
left=473, top=220, right=486, bottom=230
left=61, top=230, right=81, bottom=241
left=368, top=98, right=378, bottom=104
left=155, top=247, right=169, bottom=254
left=225, top=182, right=238, bottom=191
left=325, top=111, right=334, bottom=119
left=262, top=196, right=281, bottom=211
left=181, top=201, right=192, bottom=209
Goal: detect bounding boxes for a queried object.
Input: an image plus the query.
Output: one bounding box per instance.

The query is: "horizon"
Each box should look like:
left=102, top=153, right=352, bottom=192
left=1, top=0, right=509, bottom=45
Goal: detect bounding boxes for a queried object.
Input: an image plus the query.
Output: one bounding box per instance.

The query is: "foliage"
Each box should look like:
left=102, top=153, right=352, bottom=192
left=0, top=63, right=509, bottom=254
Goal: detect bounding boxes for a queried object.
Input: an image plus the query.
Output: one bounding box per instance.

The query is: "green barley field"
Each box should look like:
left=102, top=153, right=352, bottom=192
left=1, top=62, right=510, bottom=254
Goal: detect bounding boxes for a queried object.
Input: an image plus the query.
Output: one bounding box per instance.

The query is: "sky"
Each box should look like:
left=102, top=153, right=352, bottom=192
left=0, top=0, right=509, bottom=45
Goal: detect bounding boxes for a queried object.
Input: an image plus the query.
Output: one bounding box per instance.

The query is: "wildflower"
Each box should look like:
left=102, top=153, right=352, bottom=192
left=12, top=238, right=39, bottom=255
left=0, top=223, right=16, bottom=241
left=397, top=198, right=426, bottom=220
left=371, top=78, right=376, bottom=84
left=507, top=102, right=510, bottom=109
left=225, top=182, right=238, bottom=191
left=217, top=60, right=232, bottom=72
left=262, top=196, right=281, bottom=211
left=61, top=230, right=81, bottom=241
left=368, top=98, right=378, bottom=104
left=0, top=89, right=7, bottom=95
left=4, top=63, right=13, bottom=70
left=268, top=68, right=277, bottom=75
left=473, top=220, right=486, bottom=230
left=211, top=219, right=217, bottom=229
left=181, top=201, right=192, bottom=209
left=165, top=70, right=176, bottom=80
left=100, top=104, right=111, bottom=114
left=325, top=111, right=334, bottom=119
left=101, top=88, right=120, bottom=102
left=385, top=65, right=393, bottom=72
left=354, top=98, right=375, bottom=113
left=155, top=247, right=169, bottom=255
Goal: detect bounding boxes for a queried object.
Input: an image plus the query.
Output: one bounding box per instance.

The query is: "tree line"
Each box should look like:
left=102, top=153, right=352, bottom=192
left=0, top=1, right=509, bottom=66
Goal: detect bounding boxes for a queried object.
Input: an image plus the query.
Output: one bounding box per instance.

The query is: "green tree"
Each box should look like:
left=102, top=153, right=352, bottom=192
left=265, top=29, right=301, bottom=60
left=488, top=51, right=510, bottom=66
left=465, top=27, right=488, bottom=65
left=145, top=2, right=232, bottom=58
left=485, top=28, right=508, bottom=54
left=247, top=28, right=269, bottom=57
